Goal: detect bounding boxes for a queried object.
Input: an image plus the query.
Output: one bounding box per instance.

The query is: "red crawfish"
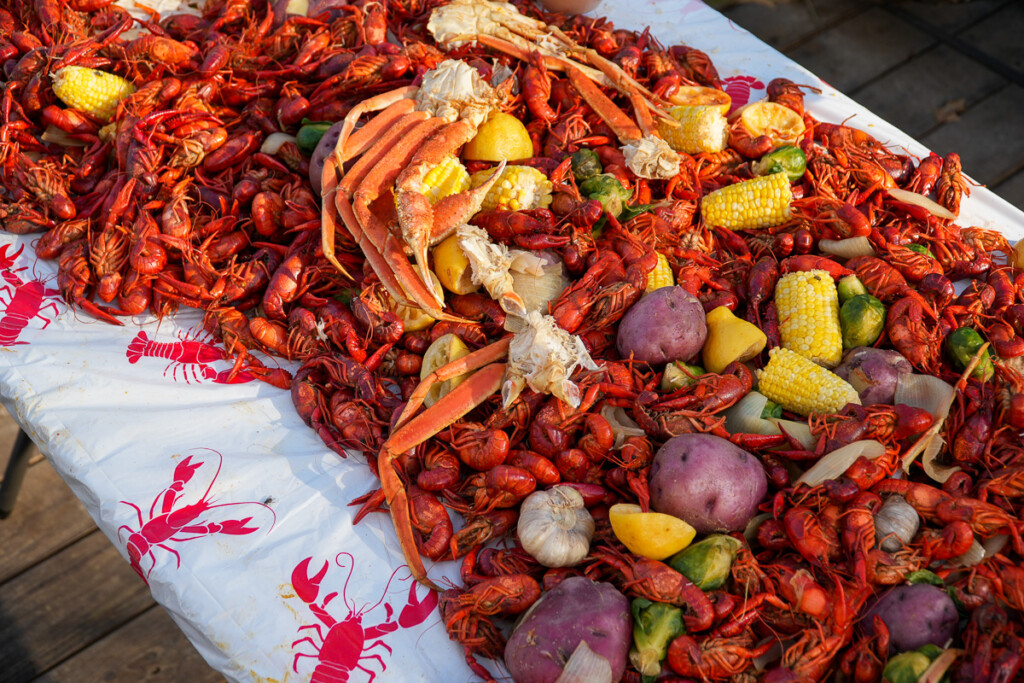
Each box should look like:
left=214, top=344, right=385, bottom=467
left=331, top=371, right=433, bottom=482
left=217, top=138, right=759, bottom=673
left=116, top=450, right=275, bottom=582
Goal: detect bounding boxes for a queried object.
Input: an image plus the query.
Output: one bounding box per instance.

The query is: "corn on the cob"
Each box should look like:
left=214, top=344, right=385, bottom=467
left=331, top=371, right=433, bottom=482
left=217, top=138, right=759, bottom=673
left=775, top=269, right=844, bottom=368
left=758, top=347, right=861, bottom=416
left=420, top=155, right=471, bottom=204
left=701, top=173, right=793, bottom=230
left=51, top=66, right=135, bottom=121
left=646, top=252, right=674, bottom=292
left=657, top=105, right=729, bottom=154
left=469, top=165, right=553, bottom=212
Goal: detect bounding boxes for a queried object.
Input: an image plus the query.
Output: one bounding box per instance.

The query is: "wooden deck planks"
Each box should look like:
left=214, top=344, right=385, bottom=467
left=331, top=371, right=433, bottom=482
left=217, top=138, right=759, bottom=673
left=34, top=607, right=225, bottom=683
left=851, top=44, right=1006, bottom=140
left=0, top=532, right=155, bottom=682
left=0, top=458, right=96, bottom=584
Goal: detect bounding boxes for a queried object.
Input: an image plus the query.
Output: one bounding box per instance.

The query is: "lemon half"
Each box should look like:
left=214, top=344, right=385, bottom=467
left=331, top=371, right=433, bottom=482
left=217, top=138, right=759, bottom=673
left=463, top=112, right=534, bottom=161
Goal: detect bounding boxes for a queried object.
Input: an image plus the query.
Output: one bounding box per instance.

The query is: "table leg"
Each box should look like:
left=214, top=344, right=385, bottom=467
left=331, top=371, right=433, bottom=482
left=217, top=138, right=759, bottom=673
left=0, top=428, right=35, bottom=519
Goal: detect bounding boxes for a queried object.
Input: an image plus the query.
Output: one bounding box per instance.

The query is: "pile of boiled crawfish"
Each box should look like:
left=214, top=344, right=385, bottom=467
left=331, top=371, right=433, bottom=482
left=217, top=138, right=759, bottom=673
left=4, top=0, right=1024, bottom=680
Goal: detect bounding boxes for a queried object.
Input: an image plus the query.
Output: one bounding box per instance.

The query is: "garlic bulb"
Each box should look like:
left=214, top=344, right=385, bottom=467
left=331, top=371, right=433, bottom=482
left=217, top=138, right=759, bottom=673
left=518, top=486, right=595, bottom=567
left=874, top=495, right=920, bottom=552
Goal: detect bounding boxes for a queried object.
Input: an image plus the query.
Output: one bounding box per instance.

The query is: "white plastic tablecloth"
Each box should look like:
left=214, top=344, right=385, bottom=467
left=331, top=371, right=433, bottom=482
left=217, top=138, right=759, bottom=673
left=2, top=2, right=1023, bottom=681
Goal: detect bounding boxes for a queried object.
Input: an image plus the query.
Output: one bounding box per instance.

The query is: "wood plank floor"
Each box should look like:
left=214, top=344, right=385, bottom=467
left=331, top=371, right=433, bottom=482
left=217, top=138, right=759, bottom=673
left=0, top=409, right=224, bottom=683
left=2, top=2, right=1023, bottom=682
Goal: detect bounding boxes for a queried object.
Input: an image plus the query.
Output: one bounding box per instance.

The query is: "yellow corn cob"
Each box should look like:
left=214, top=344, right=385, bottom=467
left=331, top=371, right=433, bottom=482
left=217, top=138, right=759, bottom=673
left=657, top=105, right=729, bottom=154
left=646, top=252, right=674, bottom=292
left=420, top=155, right=471, bottom=204
left=701, top=173, right=793, bottom=230
left=469, top=165, right=553, bottom=212
left=758, top=347, right=861, bottom=416
left=51, top=66, right=135, bottom=121
left=775, top=269, right=844, bottom=368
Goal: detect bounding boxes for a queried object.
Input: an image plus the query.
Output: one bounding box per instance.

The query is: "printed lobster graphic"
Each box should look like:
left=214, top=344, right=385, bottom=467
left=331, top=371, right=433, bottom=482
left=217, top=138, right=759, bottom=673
left=126, top=328, right=261, bottom=384
left=117, top=448, right=276, bottom=582
left=0, top=244, right=61, bottom=345
left=722, top=74, right=766, bottom=114
left=290, top=553, right=440, bottom=682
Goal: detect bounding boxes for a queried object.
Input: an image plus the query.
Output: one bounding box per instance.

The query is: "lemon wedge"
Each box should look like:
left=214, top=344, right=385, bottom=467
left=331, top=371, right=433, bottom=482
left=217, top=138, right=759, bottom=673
left=738, top=102, right=805, bottom=146
left=668, top=85, right=732, bottom=114
left=433, top=233, right=479, bottom=295
left=421, top=333, right=472, bottom=407
left=463, top=112, right=534, bottom=161
left=608, top=503, right=696, bottom=560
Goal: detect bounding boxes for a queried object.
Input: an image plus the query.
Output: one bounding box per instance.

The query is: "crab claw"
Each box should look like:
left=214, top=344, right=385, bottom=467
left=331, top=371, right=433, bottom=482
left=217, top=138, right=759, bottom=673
left=291, top=556, right=329, bottom=604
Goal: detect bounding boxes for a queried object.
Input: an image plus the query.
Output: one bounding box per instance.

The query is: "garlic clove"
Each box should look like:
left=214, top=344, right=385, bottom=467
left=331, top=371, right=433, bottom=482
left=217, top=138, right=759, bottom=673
left=874, top=495, right=920, bottom=552
left=518, top=486, right=595, bottom=568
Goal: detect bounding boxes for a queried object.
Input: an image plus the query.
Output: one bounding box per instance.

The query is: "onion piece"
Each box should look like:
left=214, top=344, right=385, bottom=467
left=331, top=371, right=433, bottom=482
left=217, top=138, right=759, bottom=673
left=724, top=391, right=776, bottom=436
left=511, top=251, right=568, bottom=316
left=982, top=534, right=1009, bottom=560
left=819, top=236, right=875, bottom=259
left=770, top=418, right=816, bottom=450
left=261, top=132, right=297, bottom=155
left=752, top=637, right=784, bottom=672
left=895, top=373, right=957, bottom=477
left=796, top=440, right=885, bottom=487
left=41, top=125, right=89, bottom=147
left=599, top=404, right=646, bottom=448
left=555, top=641, right=613, bottom=683
left=919, top=648, right=962, bottom=683
left=949, top=538, right=983, bottom=567
left=887, top=187, right=958, bottom=220
left=744, top=512, right=771, bottom=543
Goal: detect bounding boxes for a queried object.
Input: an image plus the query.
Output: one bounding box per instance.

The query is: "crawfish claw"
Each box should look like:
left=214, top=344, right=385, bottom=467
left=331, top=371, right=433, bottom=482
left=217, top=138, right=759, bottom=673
left=292, top=556, right=329, bottom=604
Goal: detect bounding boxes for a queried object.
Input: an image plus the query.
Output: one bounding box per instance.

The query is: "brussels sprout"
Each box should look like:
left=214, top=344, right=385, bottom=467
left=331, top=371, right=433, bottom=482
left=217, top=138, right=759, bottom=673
left=907, top=570, right=944, bottom=587
left=917, top=644, right=944, bottom=660
left=761, top=400, right=783, bottom=420
left=751, top=145, right=807, bottom=182
left=945, top=327, right=994, bottom=381
left=571, top=148, right=603, bottom=181
left=882, top=651, right=932, bottom=683
left=840, top=294, right=886, bottom=350
left=580, top=173, right=633, bottom=217
left=667, top=534, right=741, bottom=591
left=660, top=362, right=706, bottom=392
left=296, top=121, right=333, bottom=155
left=837, top=275, right=868, bottom=304
left=629, top=598, right=685, bottom=677
left=906, top=243, right=935, bottom=259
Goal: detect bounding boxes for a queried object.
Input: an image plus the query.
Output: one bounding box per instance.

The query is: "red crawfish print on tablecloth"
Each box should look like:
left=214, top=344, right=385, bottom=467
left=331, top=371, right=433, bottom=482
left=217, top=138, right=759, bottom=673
left=289, top=553, right=440, bottom=682
left=125, top=326, right=264, bottom=384
left=0, top=243, right=61, bottom=345
left=723, top=75, right=765, bottom=115
left=117, top=448, right=276, bottom=582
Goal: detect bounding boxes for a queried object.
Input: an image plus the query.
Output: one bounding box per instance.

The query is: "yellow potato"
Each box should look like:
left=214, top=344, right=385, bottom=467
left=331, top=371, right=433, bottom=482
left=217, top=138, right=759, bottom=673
left=388, top=268, right=444, bottom=332
left=702, top=306, right=768, bottom=374
left=608, top=503, right=696, bottom=560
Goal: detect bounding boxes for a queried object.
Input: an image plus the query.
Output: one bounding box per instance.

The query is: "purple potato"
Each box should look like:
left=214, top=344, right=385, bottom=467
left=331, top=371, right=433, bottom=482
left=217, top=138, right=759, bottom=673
left=835, top=347, right=913, bottom=405
left=616, top=286, right=707, bottom=364
left=505, top=577, right=632, bottom=683
left=308, top=120, right=345, bottom=195
left=864, top=583, right=958, bottom=652
left=649, top=433, right=767, bottom=534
